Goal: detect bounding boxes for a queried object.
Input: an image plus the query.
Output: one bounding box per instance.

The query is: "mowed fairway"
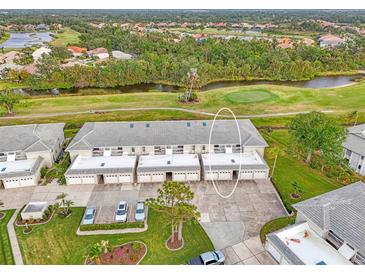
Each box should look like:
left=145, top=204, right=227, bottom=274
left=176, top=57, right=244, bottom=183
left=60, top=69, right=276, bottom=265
left=50, top=28, right=80, bottom=47
left=6, top=81, right=365, bottom=117
left=15, top=208, right=213, bottom=265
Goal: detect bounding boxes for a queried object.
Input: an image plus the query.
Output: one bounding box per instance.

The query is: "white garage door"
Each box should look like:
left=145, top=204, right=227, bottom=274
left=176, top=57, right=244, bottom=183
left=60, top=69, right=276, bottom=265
left=218, top=171, right=231, bottom=180
left=20, top=178, right=35, bottom=187
left=254, top=170, right=268, bottom=179
left=151, top=173, right=164, bottom=182
left=118, top=174, right=132, bottom=183
left=205, top=172, right=218, bottom=181
left=4, top=180, right=20, bottom=189
left=104, top=175, right=118, bottom=184
left=138, top=174, right=152, bottom=183
left=66, top=176, right=82, bottom=185
left=82, top=176, right=96, bottom=184
left=186, top=172, right=200, bottom=181
left=240, top=171, right=254, bottom=180
left=173, top=173, right=186, bottom=181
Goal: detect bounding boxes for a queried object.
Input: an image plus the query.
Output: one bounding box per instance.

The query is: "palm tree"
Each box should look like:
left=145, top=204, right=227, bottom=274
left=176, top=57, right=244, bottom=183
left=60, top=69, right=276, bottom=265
left=100, top=240, right=112, bottom=254
left=88, top=243, right=103, bottom=264
left=62, top=200, right=74, bottom=216
left=56, top=192, right=68, bottom=207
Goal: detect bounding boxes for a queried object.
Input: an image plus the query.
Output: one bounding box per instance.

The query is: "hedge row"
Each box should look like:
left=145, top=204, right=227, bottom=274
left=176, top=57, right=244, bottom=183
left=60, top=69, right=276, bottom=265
left=80, top=221, right=145, bottom=231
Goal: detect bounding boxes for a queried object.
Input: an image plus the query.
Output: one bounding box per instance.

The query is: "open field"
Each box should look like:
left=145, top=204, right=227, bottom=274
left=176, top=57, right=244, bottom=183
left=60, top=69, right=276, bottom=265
left=1, top=81, right=364, bottom=119
left=0, top=210, right=15, bottom=265
left=49, top=28, right=80, bottom=47
left=15, top=208, right=213, bottom=265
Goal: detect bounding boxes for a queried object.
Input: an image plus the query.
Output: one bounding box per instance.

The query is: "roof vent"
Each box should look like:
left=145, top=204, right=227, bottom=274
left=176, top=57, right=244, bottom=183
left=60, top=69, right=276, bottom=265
left=231, top=159, right=235, bottom=163
left=130, top=123, right=134, bottom=128
left=1, top=167, right=6, bottom=172
left=187, top=122, right=191, bottom=127
left=167, top=160, right=171, bottom=165
left=101, top=163, right=105, bottom=167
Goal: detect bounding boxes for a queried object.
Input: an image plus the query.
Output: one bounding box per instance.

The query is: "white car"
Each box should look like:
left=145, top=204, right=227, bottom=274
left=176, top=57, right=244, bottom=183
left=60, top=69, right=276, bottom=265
left=135, top=201, right=146, bottom=222
left=115, top=201, right=128, bottom=222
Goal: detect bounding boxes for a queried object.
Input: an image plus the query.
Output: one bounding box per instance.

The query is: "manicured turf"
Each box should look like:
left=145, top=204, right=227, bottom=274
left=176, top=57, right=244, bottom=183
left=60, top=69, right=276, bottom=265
left=15, top=208, right=213, bottom=265
left=224, top=89, right=278, bottom=104
left=0, top=210, right=15, bottom=265
left=50, top=28, right=80, bottom=47
left=263, top=129, right=342, bottom=212
left=259, top=216, right=295, bottom=243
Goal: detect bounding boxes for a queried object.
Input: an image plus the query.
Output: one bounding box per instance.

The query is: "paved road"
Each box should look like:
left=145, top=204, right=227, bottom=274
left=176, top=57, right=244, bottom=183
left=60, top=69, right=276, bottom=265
left=0, top=107, right=335, bottom=120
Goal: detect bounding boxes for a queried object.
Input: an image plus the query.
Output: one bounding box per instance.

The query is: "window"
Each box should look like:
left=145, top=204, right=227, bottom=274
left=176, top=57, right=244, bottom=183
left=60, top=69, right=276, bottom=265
left=130, top=123, right=134, bottom=128
left=131, top=147, right=135, bottom=153
left=187, top=122, right=191, bottom=127
left=146, top=123, right=150, bottom=128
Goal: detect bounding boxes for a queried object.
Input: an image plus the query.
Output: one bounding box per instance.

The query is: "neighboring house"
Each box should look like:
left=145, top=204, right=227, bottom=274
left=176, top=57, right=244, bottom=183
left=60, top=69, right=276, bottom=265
left=277, top=37, right=294, bottom=49
left=318, top=34, right=344, bottom=48
left=35, top=24, right=49, bottom=31
left=0, top=123, right=65, bottom=189
left=343, top=124, right=365, bottom=176
left=266, top=182, right=365, bottom=265
left=87, top=47, right=109, bottom=59
left=67, top=46, right=87, bottom=57
left=302, top=38, right=316, bottom=46
left=0, top=51, right=19, bottom=64
left=65, top=120, right=269, bottom=185
left=32, top=47, right=51, bottom=62
left=111, top=50, right=133, bottom=60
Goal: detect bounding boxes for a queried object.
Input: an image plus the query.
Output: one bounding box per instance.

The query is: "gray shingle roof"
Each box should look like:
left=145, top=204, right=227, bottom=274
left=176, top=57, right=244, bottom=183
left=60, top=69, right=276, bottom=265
left=293, top=181, right=365, bottom=256
left=0, top=123, right=65, bottom=153
left=66, top=120, right=267, bottom=151
left=343, top=124, right=365, bottom=156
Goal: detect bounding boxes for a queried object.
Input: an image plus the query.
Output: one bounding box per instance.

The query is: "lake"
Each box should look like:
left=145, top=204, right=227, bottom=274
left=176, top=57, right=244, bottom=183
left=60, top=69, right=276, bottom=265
left=0, top=32, right=53, bottom=48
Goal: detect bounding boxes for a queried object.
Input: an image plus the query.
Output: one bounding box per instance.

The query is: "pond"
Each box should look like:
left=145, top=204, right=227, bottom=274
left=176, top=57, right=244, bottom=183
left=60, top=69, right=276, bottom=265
left=0, top=32, right=53, bottom=48
left=18, top=74, right=364, bottom=97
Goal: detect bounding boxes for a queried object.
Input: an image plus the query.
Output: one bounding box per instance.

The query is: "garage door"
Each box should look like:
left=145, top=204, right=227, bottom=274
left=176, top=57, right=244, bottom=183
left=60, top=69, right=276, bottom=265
left=218, top=171, right=231, bottom=180
left=151, top=173, right=164, bottom=182
left=240, top=171, right=254, bottom=180
left=205, top=172, right=218, bottom=181
left=82, top=176, right=96, bottom=184
left=118, top=174, right=132, bottom=183
left=20, top=178, right=35, bottom=187
left=138, top=174, right=152, bottom=183
left=104, top=175, right=118, bottom=184
left=253, top=170, right=267, bottom=179
left=4, top=180, right=20, bottom=189
left=186, top=172, right=200, bottom=181
left=173, top=173, right=186, bottom=181
left=66, top=176, right=82, bottom=185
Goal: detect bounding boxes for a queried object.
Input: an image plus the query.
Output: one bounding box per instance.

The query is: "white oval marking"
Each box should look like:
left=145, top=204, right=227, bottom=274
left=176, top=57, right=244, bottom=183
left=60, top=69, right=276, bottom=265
left=208, top=107, right=243, bottom=199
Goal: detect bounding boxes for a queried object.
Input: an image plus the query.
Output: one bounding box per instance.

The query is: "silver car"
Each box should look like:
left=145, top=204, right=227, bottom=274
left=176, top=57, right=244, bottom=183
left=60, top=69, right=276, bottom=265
left=135, top=201, right=146, bottom=222
left=115, top=201, right=128, bottom=222
left=82, top=206, right=96, bottom=225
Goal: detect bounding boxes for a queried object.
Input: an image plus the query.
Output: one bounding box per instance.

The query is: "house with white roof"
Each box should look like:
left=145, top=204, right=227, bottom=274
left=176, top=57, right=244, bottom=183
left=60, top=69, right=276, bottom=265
left=343, top=124, right=365, bottom=176
left=65, top=120, right=269, bottom=185
left=32, top=47, right=51, bottom=62
left=265, top=182, right=365, bottom=265
left=0, top=123, right=65, bottom=189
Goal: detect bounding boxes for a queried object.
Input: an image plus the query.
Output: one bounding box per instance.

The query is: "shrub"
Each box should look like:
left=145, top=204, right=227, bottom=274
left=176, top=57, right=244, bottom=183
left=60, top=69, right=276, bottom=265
left=131, top=242, right=143, bottom=250
left=80, top=222, right=144, bottom=231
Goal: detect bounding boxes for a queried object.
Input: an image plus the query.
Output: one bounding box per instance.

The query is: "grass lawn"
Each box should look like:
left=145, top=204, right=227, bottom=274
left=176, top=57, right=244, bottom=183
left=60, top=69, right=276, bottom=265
left=259, top=216, right=295, bottom=243
left=0, top=210, right=15, bottom=265
left=262, top=129, right=342, bottom=212
left=15, top=208, right=213, bottom=265
left=50, top=28, right=80, bottom=47
left=0, top=32, right=10, bottom=44
left=4, top=81, right=365, bottom=117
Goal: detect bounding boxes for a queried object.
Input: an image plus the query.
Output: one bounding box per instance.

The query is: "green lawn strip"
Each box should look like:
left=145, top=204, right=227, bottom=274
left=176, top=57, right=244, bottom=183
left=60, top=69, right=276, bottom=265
left=0, top=32, right=10, bottom=44
left=3, top=80, right=365, bottom=117
left=0, top=210, right=16, bottom=265
left=224, top=89, right=278, bottom=104
left=50, top=28, right=81, bottom=47
left=80, top=222, right=144, bottom=231
left=259, top=216, right=295, bottom=244
left=15, top=208, right=213, bottom=265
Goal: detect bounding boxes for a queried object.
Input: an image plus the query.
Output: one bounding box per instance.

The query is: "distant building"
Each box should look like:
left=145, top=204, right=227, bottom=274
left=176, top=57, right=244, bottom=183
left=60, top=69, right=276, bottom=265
left=35, top=24, right=49, bottom=31
left=111, top=50, right=133, bottom=60
left=67, top=46, right=87, bottom=57
left=87, top=47, right=109, bottom=59
left=277, top=37, right=294, bottom=49
left=32, top=47, right=51, bottom=62
left=318, top=34, right=344, bottom=48
left=302, top=38, right=316, bottom=46
left=266, top=182, right=365, bottom=265
left=343, top=124, right=365, bottom=176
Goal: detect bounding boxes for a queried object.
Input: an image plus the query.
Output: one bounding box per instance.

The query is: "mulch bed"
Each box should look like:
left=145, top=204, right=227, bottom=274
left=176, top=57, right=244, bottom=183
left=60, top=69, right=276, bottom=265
left=0, top=212, right=5, bottom=220
left=166, top=232, right=183, bottom=250
left=87, top=242, right=146, bottom=265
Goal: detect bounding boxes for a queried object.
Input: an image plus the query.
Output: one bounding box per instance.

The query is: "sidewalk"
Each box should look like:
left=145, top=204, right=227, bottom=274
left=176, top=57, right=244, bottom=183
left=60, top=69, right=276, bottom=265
left=7, top=209, right=23, bottom=265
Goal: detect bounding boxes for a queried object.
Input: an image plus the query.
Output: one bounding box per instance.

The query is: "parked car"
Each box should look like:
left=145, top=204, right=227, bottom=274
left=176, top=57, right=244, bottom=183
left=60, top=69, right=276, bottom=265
left=82, top=206, right=96, bottom=225
left=188, top=250, right=225, bottom=265
left=115, top=201, right=128, bottom=222
left=135, top=201, right=146, bottom=222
